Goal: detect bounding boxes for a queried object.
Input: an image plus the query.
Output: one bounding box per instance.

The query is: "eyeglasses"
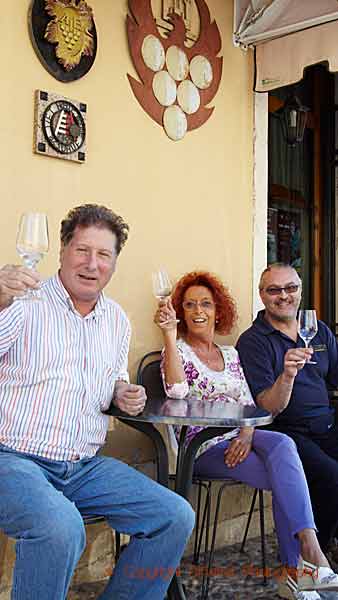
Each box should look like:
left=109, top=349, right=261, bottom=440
left=262, top=284, right=300, bottom=296
left=182, top=300, right=215, bottom=311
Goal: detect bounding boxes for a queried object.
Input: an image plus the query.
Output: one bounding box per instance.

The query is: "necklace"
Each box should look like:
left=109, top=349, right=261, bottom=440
left=191, top=344, right=219, bottom=366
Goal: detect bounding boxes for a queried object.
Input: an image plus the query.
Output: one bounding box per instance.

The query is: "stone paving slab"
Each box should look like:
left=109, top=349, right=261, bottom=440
left=179, top=533, right=281, bottom=599
left=68, top=534, right=283, bottom=599
left=68, top=532, right=338, bottom=600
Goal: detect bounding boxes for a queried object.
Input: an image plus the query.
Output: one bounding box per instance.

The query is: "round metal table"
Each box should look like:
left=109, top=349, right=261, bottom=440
left=106, top=395, right=273, bottom=599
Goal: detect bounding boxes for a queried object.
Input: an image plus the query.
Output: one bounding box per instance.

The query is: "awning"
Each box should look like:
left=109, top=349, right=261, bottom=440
left=233, top=0, right=338, bottom=91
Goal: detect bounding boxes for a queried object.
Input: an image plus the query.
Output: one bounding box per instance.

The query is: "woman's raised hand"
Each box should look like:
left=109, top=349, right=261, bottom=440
left=154, top=297, right=178, bottom=332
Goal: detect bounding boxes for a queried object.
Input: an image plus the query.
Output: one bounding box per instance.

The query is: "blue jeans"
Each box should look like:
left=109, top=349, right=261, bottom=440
left=194, top=430, right=316, bottom=567
left=0, top=444, right=194, bottom=600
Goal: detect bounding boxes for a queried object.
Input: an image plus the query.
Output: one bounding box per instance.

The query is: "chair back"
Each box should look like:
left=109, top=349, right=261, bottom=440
left=136, top=351, right=164, bottom=398
left=137, top=351, right=179, bottom=474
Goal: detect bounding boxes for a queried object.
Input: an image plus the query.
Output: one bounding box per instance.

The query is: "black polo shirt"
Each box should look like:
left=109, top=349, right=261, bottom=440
left=236, top=310, right=338, bottom=427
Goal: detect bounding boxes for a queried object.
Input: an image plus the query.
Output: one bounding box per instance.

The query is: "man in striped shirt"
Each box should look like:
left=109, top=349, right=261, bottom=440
left=0, top=204, right=194, bottom=600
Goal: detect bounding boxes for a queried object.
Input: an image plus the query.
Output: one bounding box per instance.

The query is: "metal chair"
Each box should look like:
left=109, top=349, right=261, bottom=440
left=137, top=351, right=267, bottom=599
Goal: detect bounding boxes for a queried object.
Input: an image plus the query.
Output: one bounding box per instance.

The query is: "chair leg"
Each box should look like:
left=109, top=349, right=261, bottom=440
left=240, top=488, right=267, bottom=585
left=193, top=481, right=203, bottom=564
left=240, top=488, right=258, bottom=553
left=197, top=485, right=267, bottom=599
left=194, top=482, right=212, bottom=565
left=200, top=482, right=228, bottom=600
left=115, top=531, right=121, bottom=562
left=203, top=484, right=211, bottom=559
left=258, top=489, right=267, bottom=585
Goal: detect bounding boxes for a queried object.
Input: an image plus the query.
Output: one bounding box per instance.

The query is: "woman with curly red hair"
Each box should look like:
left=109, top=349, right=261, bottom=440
left=154, top=271, right=338, bottom=600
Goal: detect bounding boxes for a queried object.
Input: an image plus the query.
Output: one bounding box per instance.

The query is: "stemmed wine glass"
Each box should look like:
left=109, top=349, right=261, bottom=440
left=152, top=269, right=178, bottom=325
left=297, top=309, right=318, bottom=365
left=16, top=212, right=49, bottom=301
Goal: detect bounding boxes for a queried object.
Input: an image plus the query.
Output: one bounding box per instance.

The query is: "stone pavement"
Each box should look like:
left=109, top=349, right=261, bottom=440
left=68, top=533, right=283, bottom=599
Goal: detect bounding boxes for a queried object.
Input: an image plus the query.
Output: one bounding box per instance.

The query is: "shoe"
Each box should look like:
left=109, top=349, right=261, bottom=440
left=278, top=574, right=321, bottom=599
left=298, top=560, right=338, bottom=592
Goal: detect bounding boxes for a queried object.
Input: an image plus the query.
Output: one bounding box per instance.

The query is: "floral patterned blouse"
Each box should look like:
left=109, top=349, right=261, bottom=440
left=161, top=339, right=255, bottom=459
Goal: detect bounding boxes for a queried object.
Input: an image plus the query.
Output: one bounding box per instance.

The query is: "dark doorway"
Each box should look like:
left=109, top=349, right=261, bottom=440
left=267, top=64, right=336, bottom=329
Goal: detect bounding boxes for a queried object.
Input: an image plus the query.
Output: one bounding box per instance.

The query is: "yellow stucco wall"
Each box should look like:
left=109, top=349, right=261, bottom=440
left=1, top=0, right=254, bottom=377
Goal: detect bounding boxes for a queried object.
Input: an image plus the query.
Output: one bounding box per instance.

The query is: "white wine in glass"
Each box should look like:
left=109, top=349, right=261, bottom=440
left=16, top=212, right=49, bottom=300
left=298, top=309, right=318, bottom=365
left=152, top=269, right=172, bottom=301
left=152, top=269, right=178, bottom=325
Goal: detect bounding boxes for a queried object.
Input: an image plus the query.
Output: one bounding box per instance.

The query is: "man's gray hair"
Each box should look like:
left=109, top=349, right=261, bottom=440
left=259, top=263, right=302, bottom=290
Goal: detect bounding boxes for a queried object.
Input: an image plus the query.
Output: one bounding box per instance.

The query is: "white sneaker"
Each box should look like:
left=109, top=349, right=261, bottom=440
left=278, top=574, right=321, bottom=599
left=298, top=560, right=338, bottom=592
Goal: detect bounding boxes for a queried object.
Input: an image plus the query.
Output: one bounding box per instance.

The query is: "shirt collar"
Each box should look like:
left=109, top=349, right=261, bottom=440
left=49, top=273, right=107, bottom=319
left=253, top=309, right=299, bottom=342
left=253, top=310, right=276, bottom=336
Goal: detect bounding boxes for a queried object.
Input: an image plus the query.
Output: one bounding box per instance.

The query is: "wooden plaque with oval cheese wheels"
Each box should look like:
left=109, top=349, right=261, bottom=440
left=126, top=0, right=223, bottom=141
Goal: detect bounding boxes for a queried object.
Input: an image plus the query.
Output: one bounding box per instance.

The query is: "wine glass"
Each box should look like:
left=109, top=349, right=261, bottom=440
left=152, top=269, right=178, bottom=325
left=152, top=269, right=172, bottom=301
left=297, top=309, right=318, bottom=364
left=16, top=212, right=49, bottom=300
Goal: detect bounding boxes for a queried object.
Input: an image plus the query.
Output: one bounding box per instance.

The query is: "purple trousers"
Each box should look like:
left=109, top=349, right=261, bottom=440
left=194, top=429, right=316, bottom=567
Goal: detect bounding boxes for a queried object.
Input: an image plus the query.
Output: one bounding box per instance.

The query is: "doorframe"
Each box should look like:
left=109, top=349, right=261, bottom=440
left=252, top=91, right=268, bottom=318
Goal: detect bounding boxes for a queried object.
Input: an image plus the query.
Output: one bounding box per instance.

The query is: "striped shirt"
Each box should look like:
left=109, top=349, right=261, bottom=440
left=0, top=273, right=131, bottom=461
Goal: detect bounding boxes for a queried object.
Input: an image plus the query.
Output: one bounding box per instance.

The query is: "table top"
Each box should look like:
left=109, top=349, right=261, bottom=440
left=107, top=395, right=273, bottom=428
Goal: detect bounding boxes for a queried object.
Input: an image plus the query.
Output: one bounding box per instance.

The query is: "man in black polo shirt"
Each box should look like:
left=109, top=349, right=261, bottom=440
left=237, top=262, right=338, bottom=555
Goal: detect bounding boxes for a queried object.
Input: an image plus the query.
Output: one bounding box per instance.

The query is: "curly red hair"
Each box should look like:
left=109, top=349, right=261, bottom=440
left=171, top=271, right=237, bottom=336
